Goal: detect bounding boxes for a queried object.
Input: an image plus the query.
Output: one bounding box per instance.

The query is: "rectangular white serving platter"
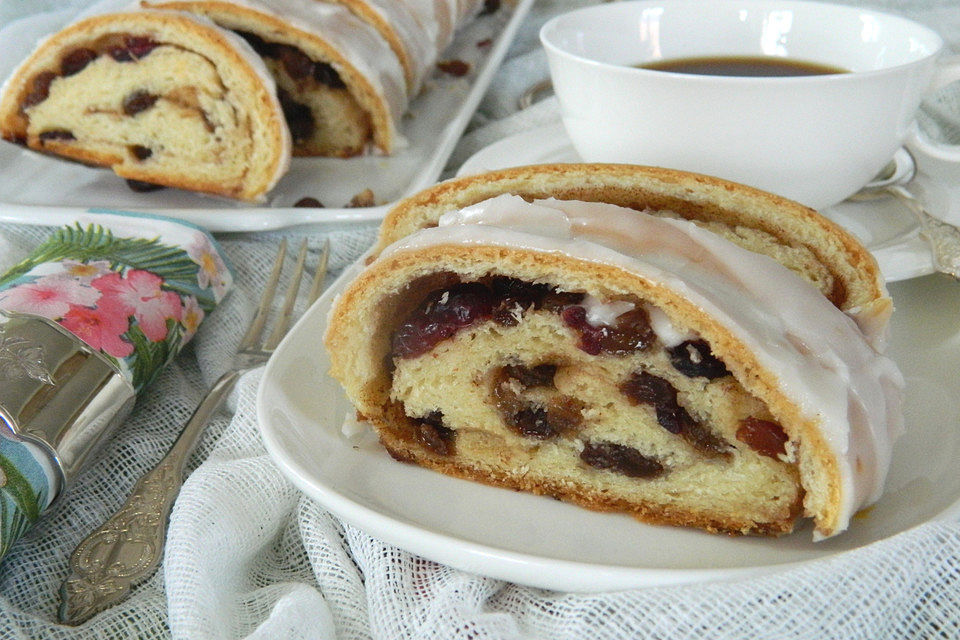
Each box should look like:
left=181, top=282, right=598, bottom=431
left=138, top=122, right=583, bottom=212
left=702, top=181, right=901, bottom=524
left=0, top=0, right=535, bottom=232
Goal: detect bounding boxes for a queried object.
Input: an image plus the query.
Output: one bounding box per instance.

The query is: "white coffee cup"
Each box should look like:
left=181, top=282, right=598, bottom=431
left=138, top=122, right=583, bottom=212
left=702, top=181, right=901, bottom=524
left=540, top=0, right=960, bottom=209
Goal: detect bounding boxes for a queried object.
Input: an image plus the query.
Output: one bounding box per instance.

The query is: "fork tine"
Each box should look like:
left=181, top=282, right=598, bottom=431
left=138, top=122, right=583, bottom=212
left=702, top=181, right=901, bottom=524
left=264, top=239, right=308, bottom=350
left=305, top=238, right=330, bottom=305
left=238, top=239, right=287, bottom=351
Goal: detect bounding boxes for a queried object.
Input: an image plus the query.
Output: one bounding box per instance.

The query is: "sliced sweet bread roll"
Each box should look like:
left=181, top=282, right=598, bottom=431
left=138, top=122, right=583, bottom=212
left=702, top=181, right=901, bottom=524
left=143, top=0, right=407, bottom=156
left=327, top=165, right=903, bottom=539
left=0, top=10, right=290, bottom=202
left=372, top=163, right=893, bottom=345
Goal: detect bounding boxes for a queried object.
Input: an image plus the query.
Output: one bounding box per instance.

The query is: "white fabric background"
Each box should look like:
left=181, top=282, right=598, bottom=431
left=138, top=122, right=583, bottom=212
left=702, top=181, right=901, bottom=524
left=0, top=1, right=959, bottom=638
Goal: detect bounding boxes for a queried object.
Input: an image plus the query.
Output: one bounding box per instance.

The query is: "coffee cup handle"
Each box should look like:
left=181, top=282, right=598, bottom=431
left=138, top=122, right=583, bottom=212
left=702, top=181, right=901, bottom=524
left=907, top=54, right=960, bottom=162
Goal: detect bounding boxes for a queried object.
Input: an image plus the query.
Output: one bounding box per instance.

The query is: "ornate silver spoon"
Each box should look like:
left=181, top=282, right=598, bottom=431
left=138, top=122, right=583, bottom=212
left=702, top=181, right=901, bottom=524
left=850, top=148, right=960, bottom=280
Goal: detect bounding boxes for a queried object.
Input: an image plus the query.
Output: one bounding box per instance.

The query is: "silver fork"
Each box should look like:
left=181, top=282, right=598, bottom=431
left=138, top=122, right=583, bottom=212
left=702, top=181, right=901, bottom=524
left=58, top=238, right=329, bottom=626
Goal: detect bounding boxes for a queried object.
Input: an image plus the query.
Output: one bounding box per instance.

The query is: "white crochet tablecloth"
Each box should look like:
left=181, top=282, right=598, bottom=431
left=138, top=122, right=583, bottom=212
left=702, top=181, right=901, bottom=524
left=2, top=1, right=960, bottom=638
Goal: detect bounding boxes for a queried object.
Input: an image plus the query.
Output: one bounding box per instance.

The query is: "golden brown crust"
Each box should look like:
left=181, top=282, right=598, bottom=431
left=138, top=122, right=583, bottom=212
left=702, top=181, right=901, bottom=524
left=325, top=241, right=842, bottom=536
left=371, top=163, right=889, bottom=318
left=0, top=10, right=289, bottom=201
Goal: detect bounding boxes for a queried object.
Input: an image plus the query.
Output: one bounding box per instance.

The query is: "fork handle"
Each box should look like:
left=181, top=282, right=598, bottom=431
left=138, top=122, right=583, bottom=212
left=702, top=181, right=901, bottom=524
left=888, top=185, right=960, bottom=280
left=59, top=369, right=242, bottom=625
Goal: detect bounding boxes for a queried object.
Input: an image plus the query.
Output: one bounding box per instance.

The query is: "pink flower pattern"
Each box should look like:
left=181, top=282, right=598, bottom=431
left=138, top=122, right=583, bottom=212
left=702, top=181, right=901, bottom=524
left=0, top=274, right=100, bottom=319
left=93, top=270, right=182, bottom=342
left=60, top=303, right=134, bottom=358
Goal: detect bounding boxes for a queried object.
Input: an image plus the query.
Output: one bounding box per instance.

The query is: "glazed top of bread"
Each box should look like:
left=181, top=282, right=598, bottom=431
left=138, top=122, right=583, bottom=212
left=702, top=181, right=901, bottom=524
left=325, top=0, right=437, bottom=93
left=372, top=163, right=892, bottom=341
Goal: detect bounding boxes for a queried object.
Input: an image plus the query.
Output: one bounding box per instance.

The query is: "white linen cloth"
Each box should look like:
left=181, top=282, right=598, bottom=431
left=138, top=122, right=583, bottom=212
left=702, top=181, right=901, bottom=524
left=1, top=1, right=960, bottom=638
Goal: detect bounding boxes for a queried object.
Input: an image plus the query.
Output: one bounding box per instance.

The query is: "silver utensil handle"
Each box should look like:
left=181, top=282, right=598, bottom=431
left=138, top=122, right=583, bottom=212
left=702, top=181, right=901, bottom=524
left=889, top=185, right=960, bottom=280
left=59, top=369, right=242, bottom=625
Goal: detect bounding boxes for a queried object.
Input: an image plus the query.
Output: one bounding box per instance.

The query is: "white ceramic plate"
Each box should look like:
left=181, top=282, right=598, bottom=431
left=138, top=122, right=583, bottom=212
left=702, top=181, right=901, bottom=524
left=455, top=122, right=949, bottom=283
left=258, top=264, right=960, bottom=592
left=0, top=0, right=535, bottom=232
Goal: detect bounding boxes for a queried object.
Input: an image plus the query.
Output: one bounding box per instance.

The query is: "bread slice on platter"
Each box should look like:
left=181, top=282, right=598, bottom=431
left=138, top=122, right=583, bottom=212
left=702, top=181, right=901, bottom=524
left=326, top=163, right=904, bottom=539
left=0, top=9, right=290, bottom=202
left=141, top=0, right=407, bottom=157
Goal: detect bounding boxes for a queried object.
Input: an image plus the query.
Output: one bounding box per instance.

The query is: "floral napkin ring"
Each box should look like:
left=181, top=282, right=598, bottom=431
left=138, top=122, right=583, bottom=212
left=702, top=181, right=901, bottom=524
left=0, top=213, right=231, bottom=390
left=0, top=210, right=233, bottom=559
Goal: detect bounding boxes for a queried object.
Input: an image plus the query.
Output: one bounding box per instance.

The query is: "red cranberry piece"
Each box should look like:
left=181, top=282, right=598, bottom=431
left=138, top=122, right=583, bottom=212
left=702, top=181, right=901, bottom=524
left=736, top=417, right=788, bottom=459
left=125, top=36, right=160, bottom=59
left=61, top=48, right=97, bottom=76
left=562, top=305, right=654, bottom=356
left=123, top=90, right=158, bottom=116
left=313, top=62, right=346, bottom=89
left=392, top=283, right=495, bottom=358
left=668, top=340, right=729, bottom=379
left=562, top=306, right=599, bottom=355
left=109, top=36, right=159, bottom=62
left=580, top=441, right=664, bottom=478
left=22, top=71, right=57, bottom=109
left=38, top=129, right=75, bottom=142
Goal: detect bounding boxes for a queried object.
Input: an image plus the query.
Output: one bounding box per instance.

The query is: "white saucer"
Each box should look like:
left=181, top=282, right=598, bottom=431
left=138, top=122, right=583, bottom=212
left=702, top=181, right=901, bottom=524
left=456, top=122, right=945, bottom=282
left=258, top=263, right=960, bottom=592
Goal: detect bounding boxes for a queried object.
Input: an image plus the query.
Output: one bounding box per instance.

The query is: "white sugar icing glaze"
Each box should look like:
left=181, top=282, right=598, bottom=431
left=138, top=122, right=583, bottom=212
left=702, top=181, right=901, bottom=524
left=333, top=0, right=438, bottom=92
left=401, top=0, right=452, bottom=53
left=580, top=294, right=635, bottom=327
left=379, top=194, right=904, bottom=538
left=183, top=0, right=409, bottom=123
